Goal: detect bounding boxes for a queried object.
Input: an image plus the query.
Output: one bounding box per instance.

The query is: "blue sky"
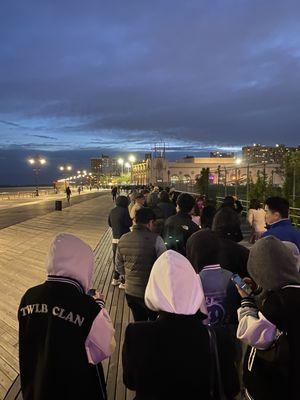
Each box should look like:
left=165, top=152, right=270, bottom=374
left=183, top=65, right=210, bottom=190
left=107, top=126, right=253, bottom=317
left=0, top=0, right=299, bottom=184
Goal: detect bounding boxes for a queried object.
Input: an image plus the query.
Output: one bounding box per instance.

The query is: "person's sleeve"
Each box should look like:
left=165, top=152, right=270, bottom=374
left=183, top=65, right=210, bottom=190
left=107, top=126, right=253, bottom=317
left=225, top=279, right=240, bottom=325
left=115, top=245, right=125, bottom=275
left=236, top=297, right=277, bottom=350
left=124, top=210, right=133, bottom=229
left=85, top=307, right=116, bottom=364
left=247, top=210, right=254, bottom=227
left=155, top=236, right=167, bottom=257
left=122, top=324, right=136, bottom=390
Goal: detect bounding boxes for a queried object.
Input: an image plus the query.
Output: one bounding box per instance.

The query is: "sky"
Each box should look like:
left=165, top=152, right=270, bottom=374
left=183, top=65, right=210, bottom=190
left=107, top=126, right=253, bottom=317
left=0, top=0, right=300, bottom=184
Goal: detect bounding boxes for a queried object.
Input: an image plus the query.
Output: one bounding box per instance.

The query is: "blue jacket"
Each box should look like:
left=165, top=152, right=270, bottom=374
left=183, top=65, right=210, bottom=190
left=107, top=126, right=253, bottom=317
left=262, top=219, right=300, bottom=250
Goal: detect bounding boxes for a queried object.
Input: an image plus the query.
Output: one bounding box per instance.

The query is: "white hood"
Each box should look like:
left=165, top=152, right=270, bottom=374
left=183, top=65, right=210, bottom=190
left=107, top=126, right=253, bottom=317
left=45, top=233, right=94, bottom=293
left=145, top=250, right=207, bottom=316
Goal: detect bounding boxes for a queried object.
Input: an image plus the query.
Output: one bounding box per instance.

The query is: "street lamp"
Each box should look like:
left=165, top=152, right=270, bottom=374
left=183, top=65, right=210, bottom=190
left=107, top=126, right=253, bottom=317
left=27, top=156, right=47, bottom=196
left=235, top=158, right=242, bottom=197
left=124, top=162, right=131, bottom=174
left=118, top=158, right=124, bottom=176
left=128, top=155, right=136, bottom=184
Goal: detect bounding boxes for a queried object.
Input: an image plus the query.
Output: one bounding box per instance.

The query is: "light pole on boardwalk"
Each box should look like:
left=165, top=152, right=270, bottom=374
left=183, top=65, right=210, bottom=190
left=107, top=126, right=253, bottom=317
left=235, top=158, right=242, bottom=197
left=28, top=156, right=46, bottom=196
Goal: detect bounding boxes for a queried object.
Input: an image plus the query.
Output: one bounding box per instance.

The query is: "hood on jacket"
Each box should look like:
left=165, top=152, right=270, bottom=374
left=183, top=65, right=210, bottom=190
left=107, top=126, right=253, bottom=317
left=116, top=195, right=129, bottom=208
left=45, top=233, right=94, bottom=293
left=247, top=236, right=300, bottom=291
left=186, top=229, right=220, bottom=273
left=145, top=250, right=207, bottom=316
left=282, top=241, right=300, bottom=272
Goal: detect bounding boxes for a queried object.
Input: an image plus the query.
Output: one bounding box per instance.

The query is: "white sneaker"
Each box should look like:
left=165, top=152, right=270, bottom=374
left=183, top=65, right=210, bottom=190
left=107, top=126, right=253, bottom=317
left=119, top=282, right=126, bottom=290
left=111, top=278, right=121, bottom=286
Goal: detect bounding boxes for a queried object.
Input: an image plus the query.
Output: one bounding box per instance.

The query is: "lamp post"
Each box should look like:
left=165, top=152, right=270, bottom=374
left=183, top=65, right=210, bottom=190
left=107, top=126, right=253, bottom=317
left=28, top=156, right=46, bottom=196
left=246, top=162, right=250, bottom=205
left=58, top=165, right=72, bottom=185
left=224, top=166, right=227, bottom=197
left=235, top=158, right=242, bottom=197
left=128, top=155, right=136, bottom=184
left=124, top=162, right=131, bottom=175
left=118, top=158, right=124, bottom=176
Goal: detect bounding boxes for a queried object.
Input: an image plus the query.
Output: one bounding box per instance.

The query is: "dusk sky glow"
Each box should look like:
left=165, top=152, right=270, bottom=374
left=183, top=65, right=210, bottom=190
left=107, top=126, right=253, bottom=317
left=1, top=0, right=300, bottom=184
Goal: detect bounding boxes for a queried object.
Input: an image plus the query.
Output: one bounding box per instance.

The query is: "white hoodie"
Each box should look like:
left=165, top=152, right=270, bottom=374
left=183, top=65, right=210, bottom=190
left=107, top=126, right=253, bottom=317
left=46, top=233, right=116, bottom=364
left=145, top=249, right=208, bottom=316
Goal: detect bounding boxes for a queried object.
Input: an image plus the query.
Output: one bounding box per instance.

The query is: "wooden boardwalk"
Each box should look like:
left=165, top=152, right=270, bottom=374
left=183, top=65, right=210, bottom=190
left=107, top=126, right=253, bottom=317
left=93, top=228, right=135, bottom=400
left=0, top=194, right=115, bottom=399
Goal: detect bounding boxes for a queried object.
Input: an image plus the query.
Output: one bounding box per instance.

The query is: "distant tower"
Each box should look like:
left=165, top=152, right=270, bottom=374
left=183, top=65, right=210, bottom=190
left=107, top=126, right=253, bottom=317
left=151, top=142, right=166, bottom=183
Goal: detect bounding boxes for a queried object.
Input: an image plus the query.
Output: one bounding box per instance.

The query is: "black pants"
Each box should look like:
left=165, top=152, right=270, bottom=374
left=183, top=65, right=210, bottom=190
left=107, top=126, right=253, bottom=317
left=125, top=294, right=158, bottom=322
left=112, top=243, right=120, bottom=280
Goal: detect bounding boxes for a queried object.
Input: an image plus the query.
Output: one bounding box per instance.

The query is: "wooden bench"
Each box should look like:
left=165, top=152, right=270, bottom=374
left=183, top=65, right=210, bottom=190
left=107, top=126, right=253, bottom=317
left=4, top=228, right=135, bottom=400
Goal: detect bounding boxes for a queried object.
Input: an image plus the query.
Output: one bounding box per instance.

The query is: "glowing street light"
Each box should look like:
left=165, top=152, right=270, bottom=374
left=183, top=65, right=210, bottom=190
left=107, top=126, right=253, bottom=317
left=234, top=158, right=242, bottom=196
left=27, top=156, right=47, bottom=196
left=118, top=158, right=124, bottom=175
left=128, top=155, right=136, bottom=163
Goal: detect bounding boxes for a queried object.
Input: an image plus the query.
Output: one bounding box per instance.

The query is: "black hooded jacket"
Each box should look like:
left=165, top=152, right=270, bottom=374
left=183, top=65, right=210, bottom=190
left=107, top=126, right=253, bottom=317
left=108, top=196, right=132, bottom=239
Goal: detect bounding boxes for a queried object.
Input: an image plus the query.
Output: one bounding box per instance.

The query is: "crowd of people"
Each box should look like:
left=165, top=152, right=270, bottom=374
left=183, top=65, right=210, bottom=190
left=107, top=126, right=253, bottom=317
left=17, top=185, right=300, bottom=400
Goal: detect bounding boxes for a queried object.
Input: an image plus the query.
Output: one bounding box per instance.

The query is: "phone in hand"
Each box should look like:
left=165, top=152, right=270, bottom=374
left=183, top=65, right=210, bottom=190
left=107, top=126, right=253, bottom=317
left=87, top=288, right=96, bottom=297
left=231, top=274, right=253, bottom=296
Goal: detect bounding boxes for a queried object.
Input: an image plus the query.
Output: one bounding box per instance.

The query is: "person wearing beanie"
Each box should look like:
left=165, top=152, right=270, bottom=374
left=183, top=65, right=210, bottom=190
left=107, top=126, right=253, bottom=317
left=236, top=236, right=300, bottom=400
left=163, top=193, right=199, bottom=256
left=108, top=195, right=132, bottom=287
left=122, top=250, right=239, bottom=399
left=18, top=233, right=116, bottom=400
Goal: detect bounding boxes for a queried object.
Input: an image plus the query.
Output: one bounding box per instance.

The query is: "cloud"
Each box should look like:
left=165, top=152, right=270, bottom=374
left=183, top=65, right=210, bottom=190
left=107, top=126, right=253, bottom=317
left=0, top=0, right=300, bottom=165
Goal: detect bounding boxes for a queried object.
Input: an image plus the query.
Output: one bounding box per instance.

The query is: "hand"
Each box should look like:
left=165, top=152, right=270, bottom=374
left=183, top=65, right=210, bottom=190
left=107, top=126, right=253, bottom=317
left=235, top=284, right=250, bottom=298
left=93, top=291, right=105, bottom=301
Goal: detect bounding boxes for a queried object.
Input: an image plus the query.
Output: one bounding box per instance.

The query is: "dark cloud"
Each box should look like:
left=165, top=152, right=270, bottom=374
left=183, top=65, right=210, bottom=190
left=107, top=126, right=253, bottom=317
left=0, top=0, right=300, bottom=184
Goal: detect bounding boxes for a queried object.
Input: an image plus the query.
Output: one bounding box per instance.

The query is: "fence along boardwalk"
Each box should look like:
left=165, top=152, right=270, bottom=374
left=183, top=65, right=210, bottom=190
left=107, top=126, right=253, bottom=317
left=4, top=227, right=135, bottom=400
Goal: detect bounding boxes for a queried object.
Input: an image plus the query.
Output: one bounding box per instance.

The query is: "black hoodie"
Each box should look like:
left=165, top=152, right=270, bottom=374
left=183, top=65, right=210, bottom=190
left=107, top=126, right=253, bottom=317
left=108, top=196, right=132, bottom=239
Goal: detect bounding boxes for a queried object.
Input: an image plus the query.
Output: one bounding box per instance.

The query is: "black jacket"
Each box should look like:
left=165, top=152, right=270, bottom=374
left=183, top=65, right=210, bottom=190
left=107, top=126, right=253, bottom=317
left=157, top=201, right=176, bottom=220
left=244, top=287, right=300, bottom=400
left=18, top=278, right=106, bottom=400
left=108, top=203, right=132, bottom=239
left=163, top=211, right=199, bottom=256
left=122, top=311, right=239, bottom=399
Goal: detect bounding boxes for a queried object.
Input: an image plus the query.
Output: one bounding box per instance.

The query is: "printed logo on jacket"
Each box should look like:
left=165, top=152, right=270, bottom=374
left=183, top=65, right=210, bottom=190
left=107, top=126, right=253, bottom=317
left=19, top=303, right=85, bottom=327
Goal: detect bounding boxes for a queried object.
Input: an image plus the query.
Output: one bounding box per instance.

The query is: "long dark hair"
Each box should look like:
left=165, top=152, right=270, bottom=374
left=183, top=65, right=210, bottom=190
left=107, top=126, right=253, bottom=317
left=249, top=199, right=261, bottom=210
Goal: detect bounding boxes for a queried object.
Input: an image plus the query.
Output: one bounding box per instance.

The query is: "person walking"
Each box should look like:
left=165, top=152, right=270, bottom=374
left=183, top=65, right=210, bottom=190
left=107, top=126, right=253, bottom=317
left=65, top=186, right=71, bottom=204
left=116, top=207, right=166, bottom=321
left=108, top=196, right=132, bottom=287
left=111, top=186, right=118, bottom=202
left=122, top=250, right=240, bottom=399
left=18, top=233, right=116, bottom=400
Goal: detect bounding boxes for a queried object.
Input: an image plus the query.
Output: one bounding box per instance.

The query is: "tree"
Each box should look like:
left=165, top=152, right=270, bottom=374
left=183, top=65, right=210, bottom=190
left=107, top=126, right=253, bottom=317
left=283, top=152, right=300, bottom=207
left=195, top=168, right=210, bottom=195
left=249, top=171, right=268, bottom=202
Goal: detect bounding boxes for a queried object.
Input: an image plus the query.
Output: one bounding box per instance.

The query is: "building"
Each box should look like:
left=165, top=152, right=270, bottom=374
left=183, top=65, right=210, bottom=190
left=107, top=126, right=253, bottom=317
left=132, top=156, right=236, bottom=185
left=132, top=155, right=284, bottom=186
left=210, top=151, right=234, bottom=158
left=90, top=155, right=119, bottom=176
left=242, top=144, right=299, bottom=164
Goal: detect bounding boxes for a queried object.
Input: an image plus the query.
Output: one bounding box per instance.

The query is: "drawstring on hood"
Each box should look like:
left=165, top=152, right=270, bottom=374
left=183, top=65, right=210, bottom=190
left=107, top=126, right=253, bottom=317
left=247, top=236, right=300, bottom=291
left=45, top=233, right=94, bottom=293
left=145, top=250, right=207, bottom=316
